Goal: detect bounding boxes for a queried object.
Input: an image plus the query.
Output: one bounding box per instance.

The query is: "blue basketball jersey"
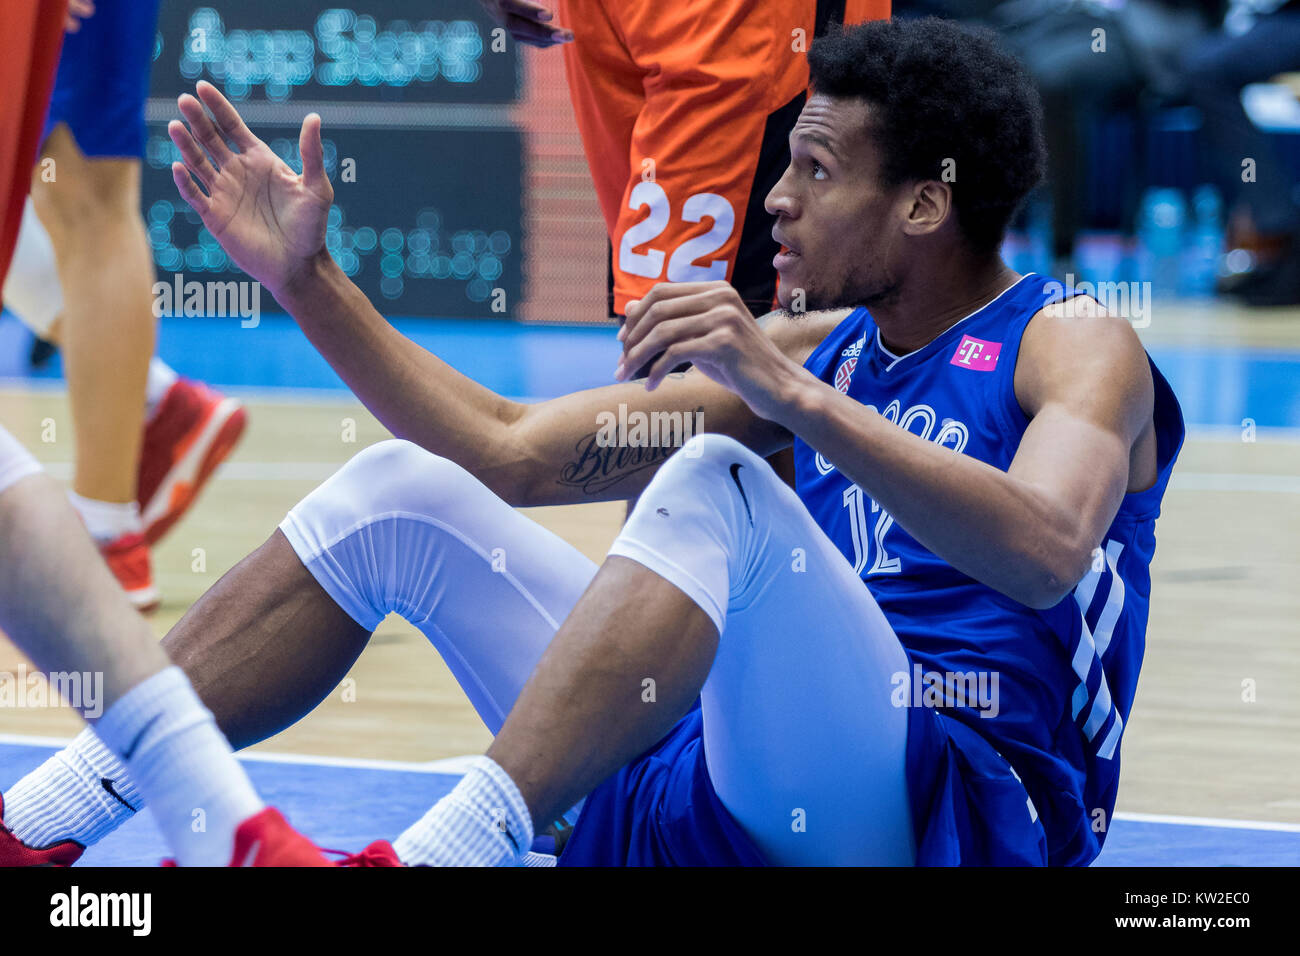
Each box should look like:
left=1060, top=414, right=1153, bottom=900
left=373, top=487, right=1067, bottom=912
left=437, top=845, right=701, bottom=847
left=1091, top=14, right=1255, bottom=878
left=793, top=273, right=1185, bottom=865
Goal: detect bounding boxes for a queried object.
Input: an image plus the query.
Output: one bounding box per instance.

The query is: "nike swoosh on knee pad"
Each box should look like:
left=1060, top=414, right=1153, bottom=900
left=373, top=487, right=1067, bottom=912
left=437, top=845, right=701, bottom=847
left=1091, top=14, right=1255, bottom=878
left=729, top=463, right=754, bottom=526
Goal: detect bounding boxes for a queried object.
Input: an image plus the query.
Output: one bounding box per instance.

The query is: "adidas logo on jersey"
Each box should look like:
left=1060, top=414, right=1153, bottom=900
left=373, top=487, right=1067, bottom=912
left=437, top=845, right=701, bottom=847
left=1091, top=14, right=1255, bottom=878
left=834, top=334, right=867, bottom=394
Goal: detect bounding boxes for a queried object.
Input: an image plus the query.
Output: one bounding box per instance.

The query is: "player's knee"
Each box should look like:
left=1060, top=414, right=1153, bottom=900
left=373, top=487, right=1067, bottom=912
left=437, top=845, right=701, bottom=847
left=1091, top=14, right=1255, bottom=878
left=343, top=437, right=431, bottom=475
left=30, top=161, right=139, bottom=235
left=319, top=439, right=482, bottom=520
left=659, top=433, right=767, bottom=482
left=635, top=433, right=774, bottom=528
left=683, top=432, right=756, bottom=463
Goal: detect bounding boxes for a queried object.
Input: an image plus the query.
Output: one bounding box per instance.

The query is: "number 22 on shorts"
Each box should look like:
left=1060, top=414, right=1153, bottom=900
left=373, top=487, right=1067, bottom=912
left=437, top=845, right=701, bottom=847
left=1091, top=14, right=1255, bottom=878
left=618, top=182, right=736, bottom=282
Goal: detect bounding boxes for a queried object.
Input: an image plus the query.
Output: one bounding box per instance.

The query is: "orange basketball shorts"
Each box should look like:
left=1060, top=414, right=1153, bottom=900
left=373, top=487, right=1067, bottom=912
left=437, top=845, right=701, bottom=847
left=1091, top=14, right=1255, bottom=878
left=559, top=0, right=888, bottom=316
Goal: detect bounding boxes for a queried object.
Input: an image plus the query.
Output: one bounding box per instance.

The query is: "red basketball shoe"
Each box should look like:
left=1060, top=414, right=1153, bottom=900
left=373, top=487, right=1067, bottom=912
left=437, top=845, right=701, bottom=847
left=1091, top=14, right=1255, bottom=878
left=0, top=793, right=84, bottom=866
left=328, top=839, right=404, bottom=866
left=100, top=532, right=160, bottom=614
left=224, top=808, right=332, bottom=867
left=137, top=379, right=247, bottom=546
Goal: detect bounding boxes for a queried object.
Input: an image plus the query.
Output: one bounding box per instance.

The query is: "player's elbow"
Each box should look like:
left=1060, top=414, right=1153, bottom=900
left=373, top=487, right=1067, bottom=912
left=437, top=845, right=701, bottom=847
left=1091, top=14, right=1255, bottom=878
left=1019, top=544, right=1091, bottom=610
left=497, top=437, right=552, bottom=508
left=472, top=407, right=539, bottom=508
left=477, top=442, right=542, bottom=508
left=507, top=471, right=545, bottom=508
left=1018, top=572, right=1074, bottom=611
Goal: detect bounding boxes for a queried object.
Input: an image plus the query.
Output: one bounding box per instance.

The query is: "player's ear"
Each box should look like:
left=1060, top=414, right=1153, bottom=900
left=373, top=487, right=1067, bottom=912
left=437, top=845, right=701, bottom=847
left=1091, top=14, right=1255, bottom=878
left=900, top=180, right=952, bottom=238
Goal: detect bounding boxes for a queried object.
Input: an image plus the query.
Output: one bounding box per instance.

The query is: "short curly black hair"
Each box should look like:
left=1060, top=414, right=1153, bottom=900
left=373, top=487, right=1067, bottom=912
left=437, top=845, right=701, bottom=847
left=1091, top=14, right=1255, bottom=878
left=807, top=17, right=1046, bottom=253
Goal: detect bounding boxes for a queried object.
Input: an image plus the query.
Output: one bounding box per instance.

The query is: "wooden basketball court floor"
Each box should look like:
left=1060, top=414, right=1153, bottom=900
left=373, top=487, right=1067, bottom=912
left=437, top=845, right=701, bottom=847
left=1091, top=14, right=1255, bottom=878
left=0, top=298, right=1297, bottom=848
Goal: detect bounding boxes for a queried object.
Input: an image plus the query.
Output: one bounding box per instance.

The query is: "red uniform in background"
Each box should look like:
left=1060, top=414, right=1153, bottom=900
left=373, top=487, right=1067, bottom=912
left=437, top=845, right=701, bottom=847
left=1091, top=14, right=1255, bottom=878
left=0, top=1, right=66, bottom=286
left=560, top=0, right=890, bottom=316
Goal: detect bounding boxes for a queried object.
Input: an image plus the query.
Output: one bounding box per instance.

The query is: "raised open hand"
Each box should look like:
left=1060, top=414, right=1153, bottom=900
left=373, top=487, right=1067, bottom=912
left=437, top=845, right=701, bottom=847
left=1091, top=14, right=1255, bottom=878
left=168, top=81, right=333, bottom=297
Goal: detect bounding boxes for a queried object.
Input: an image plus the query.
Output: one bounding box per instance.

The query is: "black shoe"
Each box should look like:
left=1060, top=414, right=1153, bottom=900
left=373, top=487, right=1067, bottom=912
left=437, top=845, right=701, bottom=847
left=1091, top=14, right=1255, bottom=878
left=1221, top=253, right=1300, bottom=307
left=27, top=336, right=57, bottom=368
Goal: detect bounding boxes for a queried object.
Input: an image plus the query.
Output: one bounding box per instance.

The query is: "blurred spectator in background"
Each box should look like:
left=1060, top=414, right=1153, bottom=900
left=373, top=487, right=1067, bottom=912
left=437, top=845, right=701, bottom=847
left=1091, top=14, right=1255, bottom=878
left=904, top=0, right=1300, bottom=304
left=981, top=0, right=1223, bottom=277
left=1184, top=0, right=1300, bottom=305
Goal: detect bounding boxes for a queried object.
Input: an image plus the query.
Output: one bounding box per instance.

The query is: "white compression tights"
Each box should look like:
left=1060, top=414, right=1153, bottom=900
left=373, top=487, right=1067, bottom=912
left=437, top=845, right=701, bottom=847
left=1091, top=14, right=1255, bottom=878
left=280, top=435, right=917, bottom=865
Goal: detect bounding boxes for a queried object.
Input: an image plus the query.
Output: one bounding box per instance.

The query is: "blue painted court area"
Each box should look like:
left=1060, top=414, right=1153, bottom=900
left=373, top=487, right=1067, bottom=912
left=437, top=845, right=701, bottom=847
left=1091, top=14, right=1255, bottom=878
left=0, top=741, right=461, bottom=867
left=2, top=741, right=1296, bottom=866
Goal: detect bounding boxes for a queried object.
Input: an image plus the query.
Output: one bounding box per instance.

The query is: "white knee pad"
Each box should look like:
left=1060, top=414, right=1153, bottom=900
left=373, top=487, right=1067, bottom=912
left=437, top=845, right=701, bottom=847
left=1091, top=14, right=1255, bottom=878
left=279, top=439, right=488, bottom=629
left=649, top=432, right=772, bottom=496
left=278, top=438, right=599, bottom=733
left=284, top=438, right=477, bottom=543
left=609, top=434, right=786, bottom=633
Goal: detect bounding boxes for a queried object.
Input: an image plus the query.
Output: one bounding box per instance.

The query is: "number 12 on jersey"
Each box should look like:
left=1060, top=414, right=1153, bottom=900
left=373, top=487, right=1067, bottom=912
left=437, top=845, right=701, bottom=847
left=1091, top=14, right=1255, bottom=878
left=842, top=483, right=901, bottom=576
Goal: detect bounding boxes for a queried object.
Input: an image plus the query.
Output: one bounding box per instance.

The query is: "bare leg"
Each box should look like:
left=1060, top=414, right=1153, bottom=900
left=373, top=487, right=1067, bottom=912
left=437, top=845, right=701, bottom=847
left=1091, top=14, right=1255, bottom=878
left=4, top=484, right=370, bottom=748
left=488, top=556, right=716, bottom=831
left=30, top=125, right=154, bottom=505
left=0, top=472, right=160, bottom=708
left=1, top=453, right=383, bottom=858
left=0, top=457, right=321, bottom=865
left=161, top=530, right=371, bottom=749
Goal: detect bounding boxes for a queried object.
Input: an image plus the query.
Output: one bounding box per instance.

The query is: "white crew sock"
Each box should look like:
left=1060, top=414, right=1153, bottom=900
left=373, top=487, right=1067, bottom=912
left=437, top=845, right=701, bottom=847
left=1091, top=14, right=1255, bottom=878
left=145, top=357, right=179, bottom=419
left=3, top=727, right=141, bottom=849
left=393, top=755, right=533, bottom=867
left=91, top=666, right=263, bottom=867
left=67, top=492, right=143, bottom=544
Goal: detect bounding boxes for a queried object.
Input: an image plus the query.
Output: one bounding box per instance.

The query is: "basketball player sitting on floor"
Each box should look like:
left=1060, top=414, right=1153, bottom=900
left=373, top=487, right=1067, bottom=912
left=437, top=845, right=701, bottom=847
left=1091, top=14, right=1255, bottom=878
left=1, top=18, right=1184, bottom=866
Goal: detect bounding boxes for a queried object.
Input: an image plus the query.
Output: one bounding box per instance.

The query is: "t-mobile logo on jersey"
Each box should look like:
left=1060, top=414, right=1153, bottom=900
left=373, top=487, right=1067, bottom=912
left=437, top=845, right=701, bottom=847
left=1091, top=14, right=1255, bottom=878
left=950, top=334, right=1001, bottom=371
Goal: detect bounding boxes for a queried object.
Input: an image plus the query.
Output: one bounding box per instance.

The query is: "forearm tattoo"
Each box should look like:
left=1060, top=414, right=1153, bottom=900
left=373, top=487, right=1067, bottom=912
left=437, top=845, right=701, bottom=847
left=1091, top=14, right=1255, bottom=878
left=556, top=372, right=698, bottom=497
